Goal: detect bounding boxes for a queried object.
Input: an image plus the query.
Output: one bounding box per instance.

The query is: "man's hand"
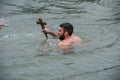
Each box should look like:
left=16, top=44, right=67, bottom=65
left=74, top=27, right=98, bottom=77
left=42, top=28, right=51, bottom=34
left=42, top=28, right=58, bottom=37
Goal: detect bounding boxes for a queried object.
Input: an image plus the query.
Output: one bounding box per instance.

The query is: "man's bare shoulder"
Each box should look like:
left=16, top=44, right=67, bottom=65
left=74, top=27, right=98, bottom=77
left=58, top=36, right=82, bottom=47
left=73, top=36, right=82, bottom=43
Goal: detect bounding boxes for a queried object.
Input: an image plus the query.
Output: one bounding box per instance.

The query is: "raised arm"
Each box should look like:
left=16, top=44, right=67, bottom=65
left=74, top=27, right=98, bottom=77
left=42, top=28, right=59, bottom=38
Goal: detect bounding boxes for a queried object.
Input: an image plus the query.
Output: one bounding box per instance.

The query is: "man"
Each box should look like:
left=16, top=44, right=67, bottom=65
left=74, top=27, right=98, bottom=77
left=42, top=22, right=82, bottom=46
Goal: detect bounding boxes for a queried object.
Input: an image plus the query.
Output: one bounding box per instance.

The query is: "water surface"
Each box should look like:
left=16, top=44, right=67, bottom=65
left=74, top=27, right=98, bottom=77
left=0, top=0, right=120, bottom=80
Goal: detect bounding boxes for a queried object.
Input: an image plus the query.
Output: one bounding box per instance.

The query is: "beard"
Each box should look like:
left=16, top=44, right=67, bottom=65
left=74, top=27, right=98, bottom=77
left=59, top=35, right=65, bottom=41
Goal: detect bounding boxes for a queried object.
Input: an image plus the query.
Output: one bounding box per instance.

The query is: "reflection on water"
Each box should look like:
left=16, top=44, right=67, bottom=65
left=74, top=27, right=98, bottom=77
left=0, top=0, right=120, bottom=80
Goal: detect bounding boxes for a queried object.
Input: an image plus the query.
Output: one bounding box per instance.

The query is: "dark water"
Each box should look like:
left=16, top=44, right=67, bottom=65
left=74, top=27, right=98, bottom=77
left=0, top=0, right=120, bottom=80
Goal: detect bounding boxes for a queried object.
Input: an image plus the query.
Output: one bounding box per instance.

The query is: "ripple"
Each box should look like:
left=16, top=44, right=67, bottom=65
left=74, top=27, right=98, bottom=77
left=52, top=64, right=120, bottom=80
left=74, top=26, right=119, bottom=52
left=0, top=33, right=34, bottom=40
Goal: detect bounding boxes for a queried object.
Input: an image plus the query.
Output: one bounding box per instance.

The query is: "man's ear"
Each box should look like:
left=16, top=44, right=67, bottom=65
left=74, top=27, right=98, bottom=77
left=64, top=31, right=69, bottom=36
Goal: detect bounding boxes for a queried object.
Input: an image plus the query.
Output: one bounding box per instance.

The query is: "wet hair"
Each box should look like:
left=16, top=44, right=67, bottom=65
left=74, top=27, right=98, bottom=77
left=60, top=22, right=73, bottom=36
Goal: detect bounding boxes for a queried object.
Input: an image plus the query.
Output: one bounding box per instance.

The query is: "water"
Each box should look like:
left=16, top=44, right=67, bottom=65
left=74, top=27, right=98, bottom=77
left=0, top=0, right=120, bottom=80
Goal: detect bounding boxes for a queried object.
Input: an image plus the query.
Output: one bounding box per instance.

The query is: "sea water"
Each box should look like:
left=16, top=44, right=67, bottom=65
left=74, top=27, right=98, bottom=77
left=0, top=0, right=120, bottom=80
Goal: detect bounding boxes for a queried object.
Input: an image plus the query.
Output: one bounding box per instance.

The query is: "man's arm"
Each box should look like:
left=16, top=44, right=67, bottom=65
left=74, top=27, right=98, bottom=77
left=42, top=28, right=59, bottom=38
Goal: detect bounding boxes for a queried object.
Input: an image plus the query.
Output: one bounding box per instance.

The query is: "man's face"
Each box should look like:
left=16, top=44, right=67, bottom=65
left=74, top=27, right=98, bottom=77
left=58, top=27, right=65, bottom=41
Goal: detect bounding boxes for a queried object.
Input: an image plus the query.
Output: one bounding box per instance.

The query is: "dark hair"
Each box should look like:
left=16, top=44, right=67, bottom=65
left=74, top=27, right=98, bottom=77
left=60, top=22, right=73, bottom=36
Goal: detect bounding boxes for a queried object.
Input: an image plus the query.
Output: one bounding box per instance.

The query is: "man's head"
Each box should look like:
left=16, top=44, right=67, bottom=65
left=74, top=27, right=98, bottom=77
left=58, top=22, right=73, bottom=40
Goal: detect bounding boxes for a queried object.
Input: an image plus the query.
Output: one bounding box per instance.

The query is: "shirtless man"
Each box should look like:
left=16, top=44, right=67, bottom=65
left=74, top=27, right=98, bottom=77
left=42, top=22, right=82, bottom=46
